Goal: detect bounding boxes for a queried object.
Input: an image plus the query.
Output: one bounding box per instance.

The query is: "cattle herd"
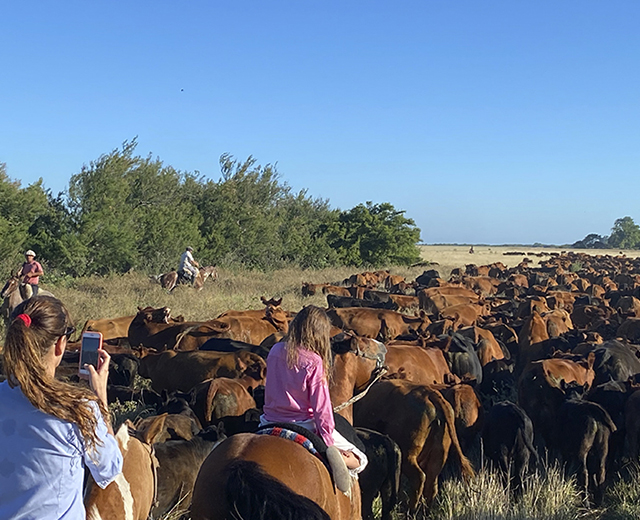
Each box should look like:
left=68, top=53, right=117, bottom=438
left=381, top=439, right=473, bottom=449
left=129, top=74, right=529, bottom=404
left=6, top=251, right=640, bottom=519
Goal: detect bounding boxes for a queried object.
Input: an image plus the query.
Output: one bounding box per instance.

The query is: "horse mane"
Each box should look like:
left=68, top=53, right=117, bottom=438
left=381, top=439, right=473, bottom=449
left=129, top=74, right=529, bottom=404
left=225, top=460, right=331, bottom=520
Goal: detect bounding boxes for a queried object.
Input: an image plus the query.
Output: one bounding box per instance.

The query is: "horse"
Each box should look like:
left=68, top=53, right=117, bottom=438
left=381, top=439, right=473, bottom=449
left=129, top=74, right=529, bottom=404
left=151, top=265, right=218, bottom=292
left=1, top=275, right=55, bottom=319
left=189, top=335, right=388, bottom=520
left=84, top=421, right=159, bottom=520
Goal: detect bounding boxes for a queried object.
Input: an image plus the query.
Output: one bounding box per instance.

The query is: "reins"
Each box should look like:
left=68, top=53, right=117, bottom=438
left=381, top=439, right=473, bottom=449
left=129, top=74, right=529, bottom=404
left=333, top=364, right=387, bottom=412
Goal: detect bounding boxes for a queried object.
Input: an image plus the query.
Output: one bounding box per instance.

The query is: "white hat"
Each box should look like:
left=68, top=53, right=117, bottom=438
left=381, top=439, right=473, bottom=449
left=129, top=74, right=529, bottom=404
left=25, top=250, right=36, bottom=257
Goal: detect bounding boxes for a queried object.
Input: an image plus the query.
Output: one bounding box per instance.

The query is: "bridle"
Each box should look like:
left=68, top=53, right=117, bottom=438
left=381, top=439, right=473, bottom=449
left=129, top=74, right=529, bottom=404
left=332, top=339, right=388, bottom=413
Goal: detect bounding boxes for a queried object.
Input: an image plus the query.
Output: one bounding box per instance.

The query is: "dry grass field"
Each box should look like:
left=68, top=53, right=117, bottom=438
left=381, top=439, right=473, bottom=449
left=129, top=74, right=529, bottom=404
left=419, top=245, right=640, bottom=278
left=4, top=245, right=640, bottom=519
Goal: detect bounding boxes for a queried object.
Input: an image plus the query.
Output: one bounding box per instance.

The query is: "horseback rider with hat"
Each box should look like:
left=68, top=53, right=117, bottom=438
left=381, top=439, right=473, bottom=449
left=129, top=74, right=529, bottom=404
left=18, top=250, right=44, bottom=297
left=178, top=246, right=200, bottom=286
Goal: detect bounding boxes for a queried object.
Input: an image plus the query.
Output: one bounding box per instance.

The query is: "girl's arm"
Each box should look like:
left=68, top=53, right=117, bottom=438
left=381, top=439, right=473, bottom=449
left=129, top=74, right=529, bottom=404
left=308, top=362, right=336, bottom=446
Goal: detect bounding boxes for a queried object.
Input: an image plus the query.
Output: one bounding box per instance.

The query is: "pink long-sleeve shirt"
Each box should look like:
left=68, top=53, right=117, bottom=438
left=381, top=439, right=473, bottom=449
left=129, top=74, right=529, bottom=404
left=262, top=342, right=335, bottom=446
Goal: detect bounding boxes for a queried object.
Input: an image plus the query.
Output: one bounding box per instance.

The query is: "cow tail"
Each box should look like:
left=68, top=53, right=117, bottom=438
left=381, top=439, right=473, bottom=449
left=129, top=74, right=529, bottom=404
left=430, top=389, right=475, bottom=481
left=204, top=380, right=220, bottom=425
left=591, top=403, right=617, bottom=434
left=225, top=460, right=331, bottom=520
left=385, top=434, right=402, bottom=510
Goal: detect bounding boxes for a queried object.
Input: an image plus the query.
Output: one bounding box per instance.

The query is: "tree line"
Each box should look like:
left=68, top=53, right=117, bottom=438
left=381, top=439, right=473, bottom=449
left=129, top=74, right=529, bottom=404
left=0, top=140, right=422, bottom=276
left=573, top=217, right=640, bottom=250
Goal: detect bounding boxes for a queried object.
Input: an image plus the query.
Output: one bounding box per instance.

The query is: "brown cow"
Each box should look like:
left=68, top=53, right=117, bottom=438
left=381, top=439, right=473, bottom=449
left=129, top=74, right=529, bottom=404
left=434, top=383, right=484, bottom=449
left=188, top=377, right=258, bottom=427
left=128, top=309, right=233, bottom=351
left=327, top=308, right=431, bottom=340
left=462, top=276, right=499, bottom=297
left=386, top=294, right=420, bottom=312
left=439, top=303, right=490, bottom=330
left=354, top=380, right=474, bottom=511
left=542, top=309, right=573, bottom=337
left=138, top=349, right=267, bottom=393
left=218, top=297, right=284, bottom=318
left=384, top=344, right=454, bottom=385
left=457, top=326, right=505, bottom=366
left=213, top=314, right=285, bottom=345
left=82, top=315, right=134, bottom=343
left=418, top=287, right=480, bottom=316
left=518, top=311, right=550, bottom=371
left=135, top=412, right=200, bottom=442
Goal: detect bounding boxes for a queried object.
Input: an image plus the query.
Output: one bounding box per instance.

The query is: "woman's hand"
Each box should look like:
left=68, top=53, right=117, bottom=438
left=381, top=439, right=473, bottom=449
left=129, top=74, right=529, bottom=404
left=86, top=349, right=110, bottom=408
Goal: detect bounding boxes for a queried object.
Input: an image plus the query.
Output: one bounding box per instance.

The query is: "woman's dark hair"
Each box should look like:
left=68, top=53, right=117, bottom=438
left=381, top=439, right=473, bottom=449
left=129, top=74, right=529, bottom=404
left=4, top=296, right=108, bottom=453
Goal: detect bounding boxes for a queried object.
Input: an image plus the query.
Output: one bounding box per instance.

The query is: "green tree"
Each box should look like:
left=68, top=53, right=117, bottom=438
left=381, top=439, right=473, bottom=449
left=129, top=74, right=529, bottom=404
left=0, top=163, right=52, bottom=273
left=326, top=202, right=421, bottom=266
left=68, top=139, right=204, bottom=274
left=609, top=216, right=640, bottom=249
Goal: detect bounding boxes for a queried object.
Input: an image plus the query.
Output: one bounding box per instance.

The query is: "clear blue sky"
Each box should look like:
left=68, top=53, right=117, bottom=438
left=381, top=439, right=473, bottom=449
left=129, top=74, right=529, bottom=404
left=2, top=1, right=638, bottom=245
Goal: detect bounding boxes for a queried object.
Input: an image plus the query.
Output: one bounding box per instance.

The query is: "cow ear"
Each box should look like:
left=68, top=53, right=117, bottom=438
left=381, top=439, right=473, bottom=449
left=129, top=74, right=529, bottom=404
left=274, top=298, right=282, bottom=307
left=261, top=296, right=268, bottom=305
left=140, top=413, right=168, bottom=445
left=587, top=351, right=596, bottom=370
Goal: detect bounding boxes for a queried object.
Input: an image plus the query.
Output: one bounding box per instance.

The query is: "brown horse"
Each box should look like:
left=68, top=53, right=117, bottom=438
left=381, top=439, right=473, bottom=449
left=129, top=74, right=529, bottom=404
left=85, top=421, right=159, bottom=520
left=1, top=275, right=55, bottom=319
left=189, top=335, right=387, bottom=520
left=151, top=265, right=218, bottom=292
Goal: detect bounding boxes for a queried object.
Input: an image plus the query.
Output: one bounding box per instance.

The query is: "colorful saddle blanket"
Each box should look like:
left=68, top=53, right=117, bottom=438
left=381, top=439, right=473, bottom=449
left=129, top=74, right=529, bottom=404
left=255, top=426, right=323, bottom=460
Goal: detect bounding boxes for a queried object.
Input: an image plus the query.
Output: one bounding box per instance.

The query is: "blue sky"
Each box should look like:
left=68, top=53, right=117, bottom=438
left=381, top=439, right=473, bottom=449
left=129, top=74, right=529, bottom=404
left=2, top=1, right=638, bottom=244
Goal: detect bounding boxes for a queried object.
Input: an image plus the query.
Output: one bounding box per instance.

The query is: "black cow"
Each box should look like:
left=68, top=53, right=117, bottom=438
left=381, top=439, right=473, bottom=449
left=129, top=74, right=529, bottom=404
left=356, top=428, right=402, bottom=520
left=327, top=294, right=398, bottom=310
left=552, top=383, right=617, bottom=505
left=482, top=401, right=538, bottom=494
left=591, top=340, right=640, bottom=386
left=200, top=337, right=271, bottom=359
left=443, top=333, right=483, bottom=384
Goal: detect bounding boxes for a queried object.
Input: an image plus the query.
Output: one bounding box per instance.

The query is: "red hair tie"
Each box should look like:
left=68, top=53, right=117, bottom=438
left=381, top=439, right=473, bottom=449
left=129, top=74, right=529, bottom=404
left=15, top=313, right=32, bottom=327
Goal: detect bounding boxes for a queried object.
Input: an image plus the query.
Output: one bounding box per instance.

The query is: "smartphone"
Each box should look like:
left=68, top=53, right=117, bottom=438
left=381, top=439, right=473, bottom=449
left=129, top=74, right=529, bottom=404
left=79, top=332, right=103, bottom=377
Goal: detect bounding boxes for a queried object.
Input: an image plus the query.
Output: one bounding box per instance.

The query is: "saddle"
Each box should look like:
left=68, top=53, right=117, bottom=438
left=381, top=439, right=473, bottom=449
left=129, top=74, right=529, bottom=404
left=255, top=415, right=365, bottom=494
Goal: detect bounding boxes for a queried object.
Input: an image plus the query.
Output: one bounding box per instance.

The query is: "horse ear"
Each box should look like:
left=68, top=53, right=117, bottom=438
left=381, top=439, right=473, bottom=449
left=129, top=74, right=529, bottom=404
left=140, top=413, right=168, bottom=445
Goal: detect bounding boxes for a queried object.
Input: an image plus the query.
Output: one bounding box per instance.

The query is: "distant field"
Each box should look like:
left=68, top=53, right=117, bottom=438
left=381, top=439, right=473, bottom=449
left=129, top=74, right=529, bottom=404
left=420, top=244, right=640, bottom=278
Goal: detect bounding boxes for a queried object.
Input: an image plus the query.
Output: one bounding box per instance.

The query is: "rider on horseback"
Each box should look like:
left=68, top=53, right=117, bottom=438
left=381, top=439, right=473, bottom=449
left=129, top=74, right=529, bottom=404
left=18, top=250, right=43, bottom=297
left=178, top=246, right=199, bottom=286
left=260, top=305, right=368, bottom=493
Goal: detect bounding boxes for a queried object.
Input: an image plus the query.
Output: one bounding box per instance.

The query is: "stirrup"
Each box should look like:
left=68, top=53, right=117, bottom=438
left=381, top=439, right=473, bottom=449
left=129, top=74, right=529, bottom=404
left=326, top=446, right=351, bottom=493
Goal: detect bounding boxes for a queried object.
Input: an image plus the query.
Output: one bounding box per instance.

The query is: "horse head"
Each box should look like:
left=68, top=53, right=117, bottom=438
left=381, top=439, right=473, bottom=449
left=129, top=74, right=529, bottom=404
left=1, top=276, right=20, bottom=299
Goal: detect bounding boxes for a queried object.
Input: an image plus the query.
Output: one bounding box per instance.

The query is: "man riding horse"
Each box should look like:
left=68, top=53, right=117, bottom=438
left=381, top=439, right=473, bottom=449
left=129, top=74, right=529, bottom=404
left=178, top=246, right=200, bottom=286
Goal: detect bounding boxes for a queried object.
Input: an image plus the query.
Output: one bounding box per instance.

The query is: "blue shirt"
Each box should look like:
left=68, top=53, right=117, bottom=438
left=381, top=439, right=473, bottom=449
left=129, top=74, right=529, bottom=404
left=0, top=381, right=123, bottom=520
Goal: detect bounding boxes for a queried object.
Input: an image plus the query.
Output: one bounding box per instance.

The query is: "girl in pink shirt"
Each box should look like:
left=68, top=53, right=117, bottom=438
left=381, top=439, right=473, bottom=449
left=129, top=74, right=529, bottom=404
left=261, top=305, right=367, bottom=492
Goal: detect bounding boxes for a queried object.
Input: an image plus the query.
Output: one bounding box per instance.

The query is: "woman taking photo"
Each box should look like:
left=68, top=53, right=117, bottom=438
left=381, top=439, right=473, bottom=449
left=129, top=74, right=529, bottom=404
left=0, top=296, right=122, bottom=519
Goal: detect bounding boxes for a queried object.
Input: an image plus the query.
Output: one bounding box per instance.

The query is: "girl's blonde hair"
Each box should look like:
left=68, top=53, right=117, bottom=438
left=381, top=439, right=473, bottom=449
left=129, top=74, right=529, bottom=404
left=284, top=305, right=333, bottom=380
left=4, top=296, right=108, bottom=453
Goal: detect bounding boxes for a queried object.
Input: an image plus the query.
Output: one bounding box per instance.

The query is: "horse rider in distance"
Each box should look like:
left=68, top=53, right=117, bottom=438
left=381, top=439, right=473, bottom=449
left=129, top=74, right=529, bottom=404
left=178, top=246, right=200, bottom=286
left=18, top=250, right=44, bottom=297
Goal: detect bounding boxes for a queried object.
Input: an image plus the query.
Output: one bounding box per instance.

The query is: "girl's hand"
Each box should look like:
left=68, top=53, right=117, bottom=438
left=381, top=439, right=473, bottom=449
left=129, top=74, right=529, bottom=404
left=86, top=349, right=110, bottom=407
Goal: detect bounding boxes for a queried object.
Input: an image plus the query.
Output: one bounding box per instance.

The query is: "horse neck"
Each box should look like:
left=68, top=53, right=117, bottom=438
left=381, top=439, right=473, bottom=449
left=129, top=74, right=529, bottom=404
left=330, top=353, right=371, bottom=424
left=8, top=290, right=23, bottom=315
